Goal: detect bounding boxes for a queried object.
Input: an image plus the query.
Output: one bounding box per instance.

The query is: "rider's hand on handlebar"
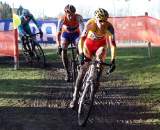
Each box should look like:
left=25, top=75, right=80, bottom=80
left=79, top=53, right=85, bottom=65
left=67, top=26, right=78, bottom=32
left=57, top=45, right=62, bottom=56
left=22, top=34, right=29, bottom=40
left=39, top=30, right=43, bottom=39
left=108, top=59, right=116, bottom=73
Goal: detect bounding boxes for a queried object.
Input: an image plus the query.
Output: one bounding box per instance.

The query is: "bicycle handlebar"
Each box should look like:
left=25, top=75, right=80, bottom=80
left=30, top=32, right=41, bottom=37
left=89, top=60, right=112, bottom=75
left=90, top=60, right=111, bottom=67
left=68, top=46, right=77, bottom=50
left=26, top=32, right=41, bottom=37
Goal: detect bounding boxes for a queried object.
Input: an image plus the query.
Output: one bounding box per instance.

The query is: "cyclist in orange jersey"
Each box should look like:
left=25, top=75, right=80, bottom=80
left=70, top=8, right=116, bottom=109
left=56, top=4, right=84, bottom=82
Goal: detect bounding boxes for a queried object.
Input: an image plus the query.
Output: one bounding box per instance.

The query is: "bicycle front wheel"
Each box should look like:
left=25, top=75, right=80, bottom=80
left=32, top=43, right=46, bottom=68
left=71, top=60, right=78, bottom=82
left=78, top=80, right=95, bottom=126
left=22, top=43, right=32, bottom=65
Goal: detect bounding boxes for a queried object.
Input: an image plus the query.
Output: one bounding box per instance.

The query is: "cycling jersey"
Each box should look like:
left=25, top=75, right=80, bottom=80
left=84, top=37, right=106, bottom=56
left=57, top=14, right=84, bottom=46
left=18, top=14, right=40, bottom=36
left=60, top=31, right=80, bottom=47
left=79, top=18, right=116, bottom=54
left=57, top=14, right=84, bottom=33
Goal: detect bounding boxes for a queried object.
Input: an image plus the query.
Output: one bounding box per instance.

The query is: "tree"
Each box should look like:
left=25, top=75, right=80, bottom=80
left=0, top=1, right=12, bottom=18
left=17, top=5, right=24, bottom=16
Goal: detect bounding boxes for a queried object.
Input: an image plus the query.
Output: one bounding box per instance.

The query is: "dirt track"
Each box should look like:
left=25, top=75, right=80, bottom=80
left=0, top=61, right=159, bottom=130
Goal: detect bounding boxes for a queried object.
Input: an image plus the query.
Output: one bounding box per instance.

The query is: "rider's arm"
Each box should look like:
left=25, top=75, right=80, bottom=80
left=56, top=32, right=61, bottom=47
left=18, top=17, right=26, bottom=36
left=56, top=19, right=64, bottom=47
left=78, top=34, right=85, bottom=54
left=78, top=20, right=92, bottom=54
left=108, top=24, right=116, bottom=61
left=30, top=14, right=41, bottom=31
left=18, top=25, right=26, bottom=36
left=77, top=15, right=84, bottom=34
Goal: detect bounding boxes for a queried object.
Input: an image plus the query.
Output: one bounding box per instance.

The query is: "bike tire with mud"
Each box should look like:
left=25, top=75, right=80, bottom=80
left=78, top=79, right=95, bottom=126
left=32, top=43, right=46, bottom=68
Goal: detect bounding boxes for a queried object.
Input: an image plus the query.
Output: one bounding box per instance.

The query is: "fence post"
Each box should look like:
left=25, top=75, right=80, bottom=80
left=14, top=29, right=19, bottom=70
left=147, top=41, right=152, bottom=58
left=145, top=12, right=152, bottom=58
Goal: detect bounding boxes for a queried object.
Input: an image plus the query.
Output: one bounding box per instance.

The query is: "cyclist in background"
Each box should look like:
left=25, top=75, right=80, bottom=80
left=70, top=8, right=117, bottom=109
left=56, top=4, right=84, bottom=82
left=18, top=9, right=43, bottom=51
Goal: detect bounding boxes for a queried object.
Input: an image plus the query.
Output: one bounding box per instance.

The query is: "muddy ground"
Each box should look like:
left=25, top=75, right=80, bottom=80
left=0, top=60, right=159, bottom=130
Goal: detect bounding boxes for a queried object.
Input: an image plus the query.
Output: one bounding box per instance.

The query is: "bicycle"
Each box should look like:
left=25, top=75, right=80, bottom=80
left=22, top=33, right=46, bottom=68
left=77, top=60, right=111, bottom=126
left=68, top=41, right=79, bottom=82
left=58, top=40, right=79, bottom=82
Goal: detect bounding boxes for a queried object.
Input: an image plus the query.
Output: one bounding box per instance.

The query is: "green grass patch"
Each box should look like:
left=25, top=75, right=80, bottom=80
left=116, top=47, right=160, bottom=103
left=0, top=47, right=160, bottom=107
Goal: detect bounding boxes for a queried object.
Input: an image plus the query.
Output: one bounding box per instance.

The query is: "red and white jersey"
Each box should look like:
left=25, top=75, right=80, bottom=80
left=57, top=14, right=84, bottom=33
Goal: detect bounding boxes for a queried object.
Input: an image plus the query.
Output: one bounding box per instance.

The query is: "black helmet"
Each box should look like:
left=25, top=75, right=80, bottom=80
left=64, top=4, right=76, bottom=13
left=94, top=8, right=109, bottom=20
left=22, top=9, right=30, bottom=16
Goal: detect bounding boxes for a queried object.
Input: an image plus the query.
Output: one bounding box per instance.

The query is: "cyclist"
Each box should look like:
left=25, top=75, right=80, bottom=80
left=18, top=9, right=43, bottom=53
left=70, top=8, right=116, bottom=109
left=56, top=4, right=84, bottom=82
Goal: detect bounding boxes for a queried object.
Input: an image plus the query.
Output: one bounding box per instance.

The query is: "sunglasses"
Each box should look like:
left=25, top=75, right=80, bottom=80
left=24, top=16, right=29, bottom=19
left=65, top=10, right=74, bottom=15
left=99, top=20, right=106, bottom=23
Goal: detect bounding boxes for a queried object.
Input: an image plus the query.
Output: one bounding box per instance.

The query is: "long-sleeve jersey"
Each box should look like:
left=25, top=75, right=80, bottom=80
left=18, top=14, right=40, bottom=36
left=57, top=14, right=84, bottom=34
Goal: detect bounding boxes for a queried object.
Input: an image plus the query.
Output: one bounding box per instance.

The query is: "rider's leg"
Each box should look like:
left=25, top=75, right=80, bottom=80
left=61, top=32, right=79, bottom=82
left=95, top=46, right=107, bottom=90
left=61, top=41, right=70, bottom=82
left=73, top=63, right=89, bottom=97
left=21, top=36, right=27, bottom=51
left=70, top=62, right=89, bottom=108
left=23, top=29, right=33, bottom=52
left=70, top=47, right=91, bottom=108
left=96, top=46, right=106, bottom=63
left=31, top=36, right=37, bottom=51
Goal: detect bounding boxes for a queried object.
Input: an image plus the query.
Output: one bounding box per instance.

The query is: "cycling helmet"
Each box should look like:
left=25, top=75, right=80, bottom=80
left=22, top=9, right=30, bottom=16
left=64, top=4, right=76, bottom=13
left=94, top=8, right=109, bottom=20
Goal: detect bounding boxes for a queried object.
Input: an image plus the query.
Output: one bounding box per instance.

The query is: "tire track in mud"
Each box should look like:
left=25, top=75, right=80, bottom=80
left=0, top=62, right=159, bottom=130
left=31, top=63, right=159, bottom=130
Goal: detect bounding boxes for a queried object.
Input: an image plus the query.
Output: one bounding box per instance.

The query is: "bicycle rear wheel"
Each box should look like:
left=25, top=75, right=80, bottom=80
left=78, top=79, right=95, bottom=126
left=32, top=43, right=46, bottom=68
left=71, top=58, right=78, bottom=82
left=22, top=43, right=32, bottom=65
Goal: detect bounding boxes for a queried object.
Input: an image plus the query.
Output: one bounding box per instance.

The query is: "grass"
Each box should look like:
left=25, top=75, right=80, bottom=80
left=0, top=47, right=160, bottom=106
left=116, top=47, right=160, bottom=104
left=0, top=46, right=159, bottom=126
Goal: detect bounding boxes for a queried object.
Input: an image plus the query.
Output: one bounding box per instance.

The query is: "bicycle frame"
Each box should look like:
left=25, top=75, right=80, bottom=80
left=68, top=40, right=79, bottom=78
left=22, top=33, right=46, bottom=67
left=78, top=60, right=111, bottom=126
left=22, top=33, right=41, bottom=52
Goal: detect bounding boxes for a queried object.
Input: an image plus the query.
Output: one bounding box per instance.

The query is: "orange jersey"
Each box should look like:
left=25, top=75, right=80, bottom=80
left=57, top=14, right=83, bottom=33
left=85, top=37, right=106, bottom=56
left=85, top=18, right=115, bottom=42
left=78, top=18, right=116, bottom=54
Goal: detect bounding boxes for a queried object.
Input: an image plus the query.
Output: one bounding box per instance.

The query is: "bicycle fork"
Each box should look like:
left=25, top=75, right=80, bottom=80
left=79, top=64, right=96, bottom=101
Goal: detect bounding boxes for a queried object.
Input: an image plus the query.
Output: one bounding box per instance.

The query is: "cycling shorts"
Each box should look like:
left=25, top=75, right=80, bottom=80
left=84, top=38, right=106, bottom=55
left=61, top=31, right=80, bottom=44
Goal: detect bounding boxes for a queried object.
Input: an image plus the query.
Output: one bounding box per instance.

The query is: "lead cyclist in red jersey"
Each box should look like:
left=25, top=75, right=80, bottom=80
left=70, top=8, right=117, bottom=109
left=56, top=4, right=84, bottom=82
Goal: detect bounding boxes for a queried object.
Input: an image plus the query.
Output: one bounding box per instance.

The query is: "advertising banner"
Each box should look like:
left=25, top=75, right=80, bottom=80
left=108, top=16, right=160, bottom=45
left=0, top=16, right=160, bottom=48
left=0, top=30, right=15, bottom=56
